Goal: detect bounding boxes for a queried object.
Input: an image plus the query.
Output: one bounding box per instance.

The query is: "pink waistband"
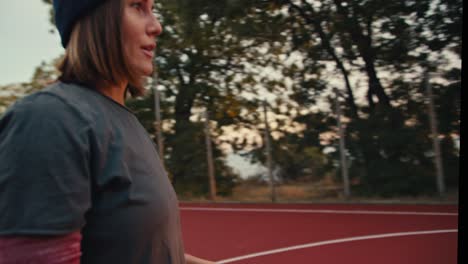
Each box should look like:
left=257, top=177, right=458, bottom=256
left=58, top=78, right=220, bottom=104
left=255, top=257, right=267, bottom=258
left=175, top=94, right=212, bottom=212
left=0, top=232, right=82, bottom=264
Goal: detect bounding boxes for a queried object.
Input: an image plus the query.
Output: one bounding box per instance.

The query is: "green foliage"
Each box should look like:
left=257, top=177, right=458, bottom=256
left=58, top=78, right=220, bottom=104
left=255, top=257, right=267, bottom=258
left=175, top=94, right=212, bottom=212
left=145, top=0, right=293, bottom=195
left=345, top=107, right=436, bottom=196
left=35, top=0, right=461, bottom=199
left=166, top=120, right=238, bottom=197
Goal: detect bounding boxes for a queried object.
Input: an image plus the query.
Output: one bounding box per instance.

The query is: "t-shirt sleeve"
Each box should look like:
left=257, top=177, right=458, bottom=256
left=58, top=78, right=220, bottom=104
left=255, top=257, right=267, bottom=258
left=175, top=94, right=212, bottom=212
left=0, top=93, right=92, bottom=235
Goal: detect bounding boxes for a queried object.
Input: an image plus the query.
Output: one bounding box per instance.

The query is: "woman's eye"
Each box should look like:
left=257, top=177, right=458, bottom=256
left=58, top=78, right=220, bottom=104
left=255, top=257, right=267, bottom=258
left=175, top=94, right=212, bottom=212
left=131, top=2, right=143, bottom=10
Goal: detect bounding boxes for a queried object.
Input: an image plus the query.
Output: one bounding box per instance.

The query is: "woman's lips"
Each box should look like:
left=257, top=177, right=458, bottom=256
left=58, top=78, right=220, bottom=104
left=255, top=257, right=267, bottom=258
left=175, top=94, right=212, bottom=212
left=141, top=44, right=156, bottom=58
left=142, top=48, right=154, bottom=58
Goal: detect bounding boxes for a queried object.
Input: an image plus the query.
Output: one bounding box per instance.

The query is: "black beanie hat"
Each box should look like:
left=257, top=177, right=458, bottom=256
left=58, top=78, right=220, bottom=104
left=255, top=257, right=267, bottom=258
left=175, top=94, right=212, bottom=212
left=53, top=0, right=108, bottom=48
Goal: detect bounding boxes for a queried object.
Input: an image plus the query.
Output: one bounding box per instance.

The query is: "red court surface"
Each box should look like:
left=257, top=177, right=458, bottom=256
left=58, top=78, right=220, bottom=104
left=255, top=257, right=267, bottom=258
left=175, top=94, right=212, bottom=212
left=179, top=203, right=458, bottom=264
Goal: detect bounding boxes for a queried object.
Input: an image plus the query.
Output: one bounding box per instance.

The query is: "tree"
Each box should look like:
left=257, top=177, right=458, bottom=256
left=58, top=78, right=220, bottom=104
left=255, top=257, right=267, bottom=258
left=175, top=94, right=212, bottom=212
left=39, top=0, right=460, bottom=197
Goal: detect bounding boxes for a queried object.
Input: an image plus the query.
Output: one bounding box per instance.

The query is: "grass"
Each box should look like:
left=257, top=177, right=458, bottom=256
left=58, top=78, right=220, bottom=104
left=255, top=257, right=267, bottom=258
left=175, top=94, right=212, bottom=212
left=179, top=177, right=459, bottom=204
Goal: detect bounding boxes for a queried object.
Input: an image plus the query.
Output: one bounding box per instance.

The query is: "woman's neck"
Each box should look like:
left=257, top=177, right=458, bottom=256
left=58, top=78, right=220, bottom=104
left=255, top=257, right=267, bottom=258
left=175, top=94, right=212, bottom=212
left=95, top=80, right=128, bottom=105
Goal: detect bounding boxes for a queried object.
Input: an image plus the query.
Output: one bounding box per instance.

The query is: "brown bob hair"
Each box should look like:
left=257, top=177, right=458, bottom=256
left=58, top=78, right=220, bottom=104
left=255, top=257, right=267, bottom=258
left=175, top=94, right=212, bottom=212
left=57, top=0, right=145, bottom=97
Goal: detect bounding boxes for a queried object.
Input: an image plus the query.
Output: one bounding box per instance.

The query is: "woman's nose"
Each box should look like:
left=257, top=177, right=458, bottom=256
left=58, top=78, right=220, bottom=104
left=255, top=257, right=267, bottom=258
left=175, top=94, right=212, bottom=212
left=148, top=15, right=162, bottom=37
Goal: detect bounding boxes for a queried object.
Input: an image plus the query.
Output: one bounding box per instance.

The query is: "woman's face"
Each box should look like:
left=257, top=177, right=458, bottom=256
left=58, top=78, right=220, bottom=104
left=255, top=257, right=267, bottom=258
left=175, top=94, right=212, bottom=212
left=122, top=0, right=162, bottom=77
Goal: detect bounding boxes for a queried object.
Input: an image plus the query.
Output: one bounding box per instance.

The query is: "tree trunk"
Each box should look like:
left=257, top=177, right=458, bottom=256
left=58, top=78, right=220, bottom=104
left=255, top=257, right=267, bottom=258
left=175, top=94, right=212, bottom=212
left=172, top=68, right=197, bottom=184
left=289, top=0, right=359, bottom=119
left=333, top=0, right=391, bottom=111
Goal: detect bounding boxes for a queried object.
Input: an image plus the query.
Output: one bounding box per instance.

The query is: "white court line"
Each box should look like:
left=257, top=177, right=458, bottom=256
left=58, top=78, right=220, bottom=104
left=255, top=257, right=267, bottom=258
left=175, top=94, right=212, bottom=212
left=216, top=229, right=458, bottom=264
left=180, top=207, right=458, bottom=216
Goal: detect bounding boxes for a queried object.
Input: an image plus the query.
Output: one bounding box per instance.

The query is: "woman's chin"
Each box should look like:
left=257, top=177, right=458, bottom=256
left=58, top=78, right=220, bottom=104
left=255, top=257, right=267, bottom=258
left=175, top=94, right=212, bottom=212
left=137, top=66, right=153, bottom=77
left=144, top=65, right=154, bottom=76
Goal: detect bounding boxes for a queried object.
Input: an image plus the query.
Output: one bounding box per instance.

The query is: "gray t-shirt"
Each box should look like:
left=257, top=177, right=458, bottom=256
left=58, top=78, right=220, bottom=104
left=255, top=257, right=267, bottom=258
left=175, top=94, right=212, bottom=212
left=0, top=82, right=186, bottom=264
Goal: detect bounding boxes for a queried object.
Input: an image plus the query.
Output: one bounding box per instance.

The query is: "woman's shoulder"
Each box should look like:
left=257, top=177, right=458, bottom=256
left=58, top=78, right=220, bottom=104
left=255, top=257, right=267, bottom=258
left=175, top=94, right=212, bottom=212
left=4, top=82, right=99, bottom=126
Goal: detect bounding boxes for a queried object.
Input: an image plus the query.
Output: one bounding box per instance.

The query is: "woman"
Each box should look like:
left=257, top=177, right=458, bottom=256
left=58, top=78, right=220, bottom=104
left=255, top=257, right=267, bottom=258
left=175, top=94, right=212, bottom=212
left=0, top=0, right=214, bottom=263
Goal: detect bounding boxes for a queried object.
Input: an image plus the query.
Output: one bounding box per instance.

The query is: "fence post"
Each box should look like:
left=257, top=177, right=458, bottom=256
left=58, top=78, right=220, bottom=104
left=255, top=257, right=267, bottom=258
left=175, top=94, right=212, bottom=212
left=424, top=70, right=446, bottom=196
left=204, top=110, right=217, bottom=201
left=334, top=88, right=350, bottom=198
left=262, top=101, right=277, bottom=202
left=153, top=67, right=165, bottom=166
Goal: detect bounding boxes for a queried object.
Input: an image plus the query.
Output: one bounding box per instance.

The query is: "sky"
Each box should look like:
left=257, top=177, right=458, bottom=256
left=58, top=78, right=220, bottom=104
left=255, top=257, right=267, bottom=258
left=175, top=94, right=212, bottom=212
left=0, top=1, right=64, bottom=86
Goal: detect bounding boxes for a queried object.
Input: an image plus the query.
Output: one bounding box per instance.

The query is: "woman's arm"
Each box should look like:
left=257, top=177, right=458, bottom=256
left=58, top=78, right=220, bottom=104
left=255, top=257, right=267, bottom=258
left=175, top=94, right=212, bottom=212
left=185, top=253, right=217, bottom=264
